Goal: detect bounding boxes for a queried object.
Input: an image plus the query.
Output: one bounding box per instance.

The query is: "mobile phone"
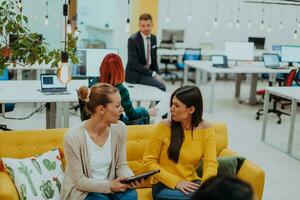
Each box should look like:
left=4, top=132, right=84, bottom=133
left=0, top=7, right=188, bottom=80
left=120, top=169, right=160, bottom=184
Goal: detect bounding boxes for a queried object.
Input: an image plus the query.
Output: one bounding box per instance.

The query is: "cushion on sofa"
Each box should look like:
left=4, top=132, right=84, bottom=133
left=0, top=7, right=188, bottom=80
left=1, top=148, right=64, bottom=200
left=196, top=156, right=245, bottom=178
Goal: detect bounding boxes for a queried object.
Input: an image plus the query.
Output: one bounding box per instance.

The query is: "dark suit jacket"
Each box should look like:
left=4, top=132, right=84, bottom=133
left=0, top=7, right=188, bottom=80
left=125, top=31, right=159, bottom=83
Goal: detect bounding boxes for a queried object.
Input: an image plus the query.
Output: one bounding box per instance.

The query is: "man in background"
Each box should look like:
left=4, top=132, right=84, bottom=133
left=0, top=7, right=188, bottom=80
left=125, top=13, right=166, bottom=91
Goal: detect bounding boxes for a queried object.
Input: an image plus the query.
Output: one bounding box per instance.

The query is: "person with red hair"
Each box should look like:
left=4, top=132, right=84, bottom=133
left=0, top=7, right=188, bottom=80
left=100, top=53, right=156, bottom=124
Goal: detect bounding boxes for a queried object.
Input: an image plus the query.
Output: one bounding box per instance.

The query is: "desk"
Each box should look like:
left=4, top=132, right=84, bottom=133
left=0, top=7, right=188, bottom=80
left=184, top=60, right=291, bottom=113
left=7, top=63, right=53, bottom=80
left=0, top=80, right=88, bottom=128
left=124, top=82, right=169, bottom=102
left=261, top=87, right=300, bottom=155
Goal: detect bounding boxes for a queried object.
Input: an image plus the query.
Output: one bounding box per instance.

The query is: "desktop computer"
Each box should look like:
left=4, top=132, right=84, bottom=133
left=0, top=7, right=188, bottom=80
left=225, top=41, right=254, bottom=61
left=281, top=45, right=300, bottom=67
left=71, top=48, right=119, bottom=77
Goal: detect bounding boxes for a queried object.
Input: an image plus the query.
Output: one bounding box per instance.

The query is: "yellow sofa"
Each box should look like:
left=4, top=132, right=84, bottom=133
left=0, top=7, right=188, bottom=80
left=0, top=123, right=265, bottom=200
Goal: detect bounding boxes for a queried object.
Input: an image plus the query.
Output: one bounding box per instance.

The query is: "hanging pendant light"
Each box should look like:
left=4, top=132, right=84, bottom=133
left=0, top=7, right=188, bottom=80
left=125, top=0, right=130, bottom=32
left=235, top=5, right=240, bottom=30
left=213, top=0, right=219, bottom=27
left=260, top=7, right=265, bottom=30
left=166, top=1, right=171, bottom=23
left=228, top=8, right=233, bottom=28
left=267, top=25, right=272, bottom=32
left=44, top=0, right=49, bottom=26
left=57, top=0, right=71, bottom=84
left=293, top=30, right=298, bottom=39
left=278, top=22, right=283, bottom=29
left=267, top=6, right=272, bottom=33
left=247, top=7, right=252, bottom=28
left=213, top=17, right=218, bottom=27
left=44, top=15, right=49, bottom=26
left=247, top=20, right=252, bottom=28
left=236, top=19, right=240, bottom=30
left=57, top=52, right=71, bottom=84
left=187, top=0, right=193, bottom=21
left=205, top=29, right=210, bottom=37
left=260, top=20, right=264, bottom=30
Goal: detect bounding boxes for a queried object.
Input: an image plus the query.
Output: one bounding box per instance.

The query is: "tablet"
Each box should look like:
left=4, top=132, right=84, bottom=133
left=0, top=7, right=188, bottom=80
left=120, top=169, right=160, bottom=184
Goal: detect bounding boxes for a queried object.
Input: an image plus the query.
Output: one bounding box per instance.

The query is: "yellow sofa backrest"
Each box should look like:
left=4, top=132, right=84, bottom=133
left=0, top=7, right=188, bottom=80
left=0, top=128, right=67, bottom=159
left=0, top=123, right=227, bottom=167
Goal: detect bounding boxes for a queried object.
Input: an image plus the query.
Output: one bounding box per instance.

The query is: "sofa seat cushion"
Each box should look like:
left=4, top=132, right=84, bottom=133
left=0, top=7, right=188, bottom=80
left=1, top=148, right=64, bottom=200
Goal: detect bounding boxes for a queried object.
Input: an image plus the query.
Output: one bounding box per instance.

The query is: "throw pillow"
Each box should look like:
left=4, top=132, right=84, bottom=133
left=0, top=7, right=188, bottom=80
left=196, top=156, right=245, bottom=177
left=1, top=148, right=64, bottom=200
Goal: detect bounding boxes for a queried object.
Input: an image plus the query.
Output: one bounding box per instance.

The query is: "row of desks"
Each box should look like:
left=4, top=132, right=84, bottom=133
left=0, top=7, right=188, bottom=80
left=0, top=80, right=167, bottom=129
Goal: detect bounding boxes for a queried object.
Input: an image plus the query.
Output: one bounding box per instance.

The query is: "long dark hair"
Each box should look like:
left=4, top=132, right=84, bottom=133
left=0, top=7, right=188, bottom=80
left=168, top=86, right=203, bottom=163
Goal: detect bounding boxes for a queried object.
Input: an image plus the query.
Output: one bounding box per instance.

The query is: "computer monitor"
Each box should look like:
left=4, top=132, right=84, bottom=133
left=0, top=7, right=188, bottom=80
left=281, top=45, right=300, bottom=66
left=161, top=29, right=184, bottom=43
left=225, top=42, right=254, bottom=61
left=72, top=48, right=119, bottom=77
left=248, top=37, right=265, bottom=50
left=211, top=55, right=228, bottom=68
left=263, top=53, right=280, bottom=68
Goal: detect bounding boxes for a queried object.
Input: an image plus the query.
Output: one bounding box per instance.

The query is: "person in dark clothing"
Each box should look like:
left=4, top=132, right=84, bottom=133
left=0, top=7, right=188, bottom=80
left=125, top=13, right=166, bottom=91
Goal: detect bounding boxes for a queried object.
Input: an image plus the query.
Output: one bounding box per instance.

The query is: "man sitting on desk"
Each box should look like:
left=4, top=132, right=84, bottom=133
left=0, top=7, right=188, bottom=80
left=125, top=13, right=166, bottom=91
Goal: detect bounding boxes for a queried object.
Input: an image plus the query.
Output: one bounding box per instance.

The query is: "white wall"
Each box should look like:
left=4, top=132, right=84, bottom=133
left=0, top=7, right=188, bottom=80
left=0, top=0, right=64, bottom=50
left=77, top=0, right=129, bottom=64
left=158, top=0, right=300, bottom=49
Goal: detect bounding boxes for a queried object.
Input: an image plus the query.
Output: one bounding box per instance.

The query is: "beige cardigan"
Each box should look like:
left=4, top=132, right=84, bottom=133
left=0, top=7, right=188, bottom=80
left=60, top=121, right=134, bottom=200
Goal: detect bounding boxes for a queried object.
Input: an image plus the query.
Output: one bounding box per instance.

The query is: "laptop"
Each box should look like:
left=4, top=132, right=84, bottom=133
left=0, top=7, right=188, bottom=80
left=40, top=74, right=70, bottom=94
left=263, top=53, right=281, bottom=69
left=212, top=55, right=228, bottom=68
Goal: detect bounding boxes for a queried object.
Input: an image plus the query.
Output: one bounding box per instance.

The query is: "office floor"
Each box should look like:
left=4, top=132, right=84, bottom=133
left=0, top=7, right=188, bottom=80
left=1, top=78, right=300, bottom=200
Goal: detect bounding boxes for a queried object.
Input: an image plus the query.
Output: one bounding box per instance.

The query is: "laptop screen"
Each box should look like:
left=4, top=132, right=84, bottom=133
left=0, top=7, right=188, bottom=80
left=40, top=74, right=66, bottom=90
left=212, top=55, right=225, bottom=65
left=263, top=54, right=280, bottom=67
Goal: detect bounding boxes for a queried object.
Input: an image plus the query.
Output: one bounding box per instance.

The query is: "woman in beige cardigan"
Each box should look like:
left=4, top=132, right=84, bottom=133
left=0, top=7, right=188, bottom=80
left=61, top=83, right=140, bottom=200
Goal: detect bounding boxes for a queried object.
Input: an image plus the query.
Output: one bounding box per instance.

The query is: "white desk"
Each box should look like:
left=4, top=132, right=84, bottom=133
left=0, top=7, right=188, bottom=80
left=124, top=82, right=170, bottom=119
left=0, top=80, right=88, bottom=128
left=262, top=87, right=300, bottom=155
left=184, top=60, right=291, bottom=113
left=157, top=48, right=185, bottom=56
left=7, top=63, right=53, bottom=80
left=124, top=82, right=167, bottom=102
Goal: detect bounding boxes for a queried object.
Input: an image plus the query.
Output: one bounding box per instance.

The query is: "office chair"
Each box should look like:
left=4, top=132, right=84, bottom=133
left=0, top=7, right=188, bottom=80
left=160, top=54, right=179, bottom=84
left=175, top=48, right=201, bottom=85
left=0, top=68, right=15, bottom=131
left=255, top=68, right=297, bottom=124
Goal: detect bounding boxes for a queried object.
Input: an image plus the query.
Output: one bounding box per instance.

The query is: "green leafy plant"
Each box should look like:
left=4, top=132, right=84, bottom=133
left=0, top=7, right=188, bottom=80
left=0, top=0, right=78, bottom=75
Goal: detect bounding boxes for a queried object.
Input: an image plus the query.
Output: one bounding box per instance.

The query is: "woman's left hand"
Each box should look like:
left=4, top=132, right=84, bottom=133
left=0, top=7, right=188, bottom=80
left=127, top=178, right=145, bottom=189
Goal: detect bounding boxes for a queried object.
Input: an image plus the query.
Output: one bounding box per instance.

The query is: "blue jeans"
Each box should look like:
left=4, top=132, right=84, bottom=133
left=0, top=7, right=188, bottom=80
left=85, top=189, right=137, bottom=200
left=152, top=181, right=200, bottom=200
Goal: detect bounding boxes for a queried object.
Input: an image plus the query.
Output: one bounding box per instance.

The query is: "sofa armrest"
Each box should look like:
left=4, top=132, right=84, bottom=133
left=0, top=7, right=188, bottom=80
left=237, top=160, right=265, bottom=200
left=218, top=148, right=265, bottom=200
left=0, top=172, right=19, bottom=200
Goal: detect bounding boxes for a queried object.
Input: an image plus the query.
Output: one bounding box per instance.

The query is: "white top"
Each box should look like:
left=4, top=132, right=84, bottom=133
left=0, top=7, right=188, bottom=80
left=85, top=129, right=112, bottom=180
left=140, top=31, right=151, bottom=66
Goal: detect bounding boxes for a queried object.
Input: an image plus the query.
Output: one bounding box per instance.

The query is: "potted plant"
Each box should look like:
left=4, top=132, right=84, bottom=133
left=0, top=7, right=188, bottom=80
left=0, top=0, right=78, bottom=76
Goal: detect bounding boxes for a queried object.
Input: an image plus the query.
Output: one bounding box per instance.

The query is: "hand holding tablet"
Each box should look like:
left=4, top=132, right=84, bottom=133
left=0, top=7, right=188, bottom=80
left=120, top=169, right=160, bottom=184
